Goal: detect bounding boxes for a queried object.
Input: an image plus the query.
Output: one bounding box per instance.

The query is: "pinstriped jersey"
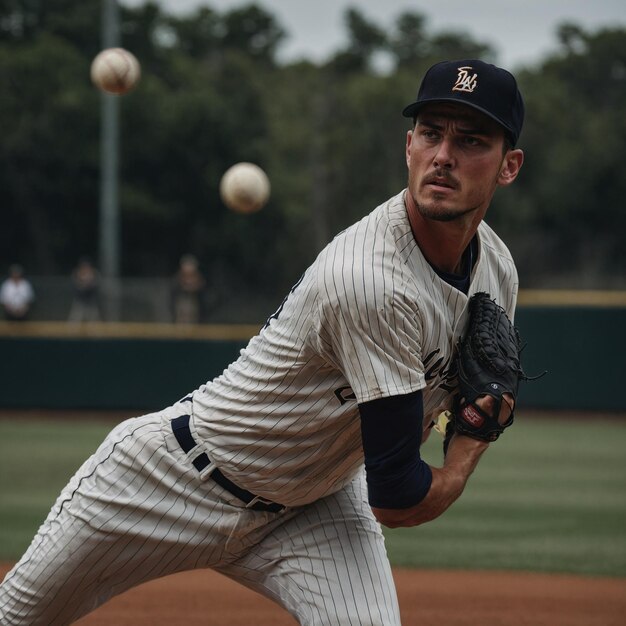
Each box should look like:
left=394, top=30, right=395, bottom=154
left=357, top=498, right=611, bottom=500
left=192, top=190, right=518, bottom=506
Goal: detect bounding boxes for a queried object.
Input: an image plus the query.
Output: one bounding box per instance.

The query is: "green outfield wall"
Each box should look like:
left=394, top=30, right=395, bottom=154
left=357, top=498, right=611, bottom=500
left=513, top=306, right=624, bottom=411
left=1, top=298, right=624, bottom=412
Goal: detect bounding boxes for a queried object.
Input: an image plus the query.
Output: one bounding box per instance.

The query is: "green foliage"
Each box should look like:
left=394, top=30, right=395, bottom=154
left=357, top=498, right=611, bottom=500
left=387, top=10, right=495, bottom=70
left=0, top=1, right=624, bottom=304
left=220, top=3, right=285, bottom=65
left=389, top=12, right=428, bottom=69
left=0, top=0, right=101, bottom=52
left=166, top=7, right=221, bottom=59
left=0, top=32, right=100, bottom=271
left=328, top=7, right=387, bottom=74
left=493, top=27, right=626, bottom=286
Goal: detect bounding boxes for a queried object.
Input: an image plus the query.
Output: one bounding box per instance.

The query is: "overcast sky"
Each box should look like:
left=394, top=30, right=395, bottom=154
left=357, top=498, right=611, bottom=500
left=120, top=0, right=625, bottom=70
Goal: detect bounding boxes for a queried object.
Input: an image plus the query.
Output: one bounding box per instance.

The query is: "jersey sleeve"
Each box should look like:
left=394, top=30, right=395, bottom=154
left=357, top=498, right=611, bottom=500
left=359, top=390, right=432, bottom=508
left=477, top=221, right=519, bottom=321
left=313, top=229, right=426, bottom=404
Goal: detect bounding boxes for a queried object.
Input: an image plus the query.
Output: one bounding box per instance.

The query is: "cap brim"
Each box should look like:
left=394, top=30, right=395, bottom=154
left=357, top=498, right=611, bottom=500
left=402, top=98, right=516, bottom=143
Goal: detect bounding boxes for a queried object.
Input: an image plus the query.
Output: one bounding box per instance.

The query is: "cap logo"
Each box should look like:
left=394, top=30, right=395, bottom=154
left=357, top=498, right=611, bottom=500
left=452, top=66, right=478, bottom=93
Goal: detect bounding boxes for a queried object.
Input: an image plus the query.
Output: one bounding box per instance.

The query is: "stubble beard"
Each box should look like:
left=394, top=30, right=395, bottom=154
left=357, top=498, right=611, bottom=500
left=413, top=196, right=479, bottom=223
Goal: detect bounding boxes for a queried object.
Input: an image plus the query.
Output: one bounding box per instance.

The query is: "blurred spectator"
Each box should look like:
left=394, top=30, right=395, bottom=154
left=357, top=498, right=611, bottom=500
left=0, top=264, right=35, bottom=321
left=68, top=257, right=102, bottom=323
left=171, top=254, right=207, bottom=324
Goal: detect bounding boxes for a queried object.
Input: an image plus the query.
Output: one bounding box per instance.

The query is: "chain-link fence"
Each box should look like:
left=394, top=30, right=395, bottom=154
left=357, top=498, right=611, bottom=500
left=14, top=276, right=280, bottom=324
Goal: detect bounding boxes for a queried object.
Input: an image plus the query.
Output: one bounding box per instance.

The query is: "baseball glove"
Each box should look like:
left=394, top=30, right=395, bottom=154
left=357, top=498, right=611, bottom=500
left=452, top=292, right=528, bottom=444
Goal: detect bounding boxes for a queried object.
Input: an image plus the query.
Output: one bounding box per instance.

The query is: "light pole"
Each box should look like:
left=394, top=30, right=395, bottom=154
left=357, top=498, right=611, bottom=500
left=98, top=0, right=121, bottom=320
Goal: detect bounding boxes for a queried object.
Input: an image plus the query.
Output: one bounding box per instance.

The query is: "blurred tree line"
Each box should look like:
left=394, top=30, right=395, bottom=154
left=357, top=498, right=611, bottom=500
left=1, top=0, right=625, bottom=315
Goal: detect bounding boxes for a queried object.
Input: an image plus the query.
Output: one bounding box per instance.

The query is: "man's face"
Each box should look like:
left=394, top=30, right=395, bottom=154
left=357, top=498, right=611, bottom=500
left=406, top=102, right=514, bottom=223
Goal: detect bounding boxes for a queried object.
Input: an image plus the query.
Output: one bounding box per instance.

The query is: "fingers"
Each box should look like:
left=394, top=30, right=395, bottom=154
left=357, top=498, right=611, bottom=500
left=501, top=394, right=515, bottom=420
left=473, top=393, right=515, bottom=424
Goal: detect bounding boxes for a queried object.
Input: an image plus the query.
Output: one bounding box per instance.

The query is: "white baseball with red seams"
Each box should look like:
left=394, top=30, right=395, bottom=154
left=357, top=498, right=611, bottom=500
left=220, top=162, right=271, bottom=213
left=90, top=47, right=141, bottom=95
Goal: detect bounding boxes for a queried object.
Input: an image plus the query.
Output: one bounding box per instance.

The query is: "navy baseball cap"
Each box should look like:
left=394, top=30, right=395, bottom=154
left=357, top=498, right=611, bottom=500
left=402, top=59, right=525, bottom=146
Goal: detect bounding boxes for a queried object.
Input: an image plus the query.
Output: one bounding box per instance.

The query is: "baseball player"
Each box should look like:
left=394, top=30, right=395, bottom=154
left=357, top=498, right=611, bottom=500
left=0, top=59, right=525, bottom=625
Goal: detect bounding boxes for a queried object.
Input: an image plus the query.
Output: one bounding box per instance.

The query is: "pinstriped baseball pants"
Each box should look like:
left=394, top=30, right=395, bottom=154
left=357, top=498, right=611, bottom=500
left=0, top=402, right=401, bottom=625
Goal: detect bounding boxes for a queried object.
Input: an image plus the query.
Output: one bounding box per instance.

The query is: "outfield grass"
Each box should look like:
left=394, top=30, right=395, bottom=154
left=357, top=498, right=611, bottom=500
left=386, top=415, right=626, bottom=577
left=1, top=414, right=625, bottom=576
left=0, top=418, right=115, bottom=560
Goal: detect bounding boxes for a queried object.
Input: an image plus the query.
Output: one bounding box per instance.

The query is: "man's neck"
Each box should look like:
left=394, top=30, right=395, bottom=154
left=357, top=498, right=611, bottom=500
left=404, top=190, right=479, bottom=275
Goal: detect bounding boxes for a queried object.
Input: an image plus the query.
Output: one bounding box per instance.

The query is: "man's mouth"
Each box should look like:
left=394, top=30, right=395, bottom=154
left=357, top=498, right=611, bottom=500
left=423, top=174, right=459, bottom=191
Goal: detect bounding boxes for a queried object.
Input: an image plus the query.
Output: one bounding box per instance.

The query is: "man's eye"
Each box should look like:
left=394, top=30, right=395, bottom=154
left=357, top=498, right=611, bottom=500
left=462, top=136, right=481, bottom=146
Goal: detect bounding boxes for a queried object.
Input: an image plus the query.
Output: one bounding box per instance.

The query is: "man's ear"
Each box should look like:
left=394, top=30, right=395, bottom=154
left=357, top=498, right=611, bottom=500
left=498, top=149, right=524, bottom=186
left=405, top=130, right=414, bottom=167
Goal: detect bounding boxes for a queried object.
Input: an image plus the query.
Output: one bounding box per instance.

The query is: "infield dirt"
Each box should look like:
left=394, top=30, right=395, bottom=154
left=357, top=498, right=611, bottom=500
left=2, top=564, right=624, bottom=625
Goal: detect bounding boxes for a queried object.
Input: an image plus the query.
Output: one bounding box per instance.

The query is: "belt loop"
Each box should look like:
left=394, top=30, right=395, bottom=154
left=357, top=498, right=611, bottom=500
left=171, top=415, right=195, bottom=453
left=170, top=413, right=285, bottom=513
left=198, top=461, right=217, bottom=481
left=172, top=414, right=211, bottom=473
left=245, top=495, right=277, bottom=510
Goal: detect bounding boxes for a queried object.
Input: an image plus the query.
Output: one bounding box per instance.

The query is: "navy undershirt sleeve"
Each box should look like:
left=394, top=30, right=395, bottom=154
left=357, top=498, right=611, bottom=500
left=359, top=390, right=433, bottom=509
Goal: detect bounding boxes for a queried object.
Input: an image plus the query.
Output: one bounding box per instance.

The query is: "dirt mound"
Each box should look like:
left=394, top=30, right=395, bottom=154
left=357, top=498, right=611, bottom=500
left=3, top=563, right=624, bottom=625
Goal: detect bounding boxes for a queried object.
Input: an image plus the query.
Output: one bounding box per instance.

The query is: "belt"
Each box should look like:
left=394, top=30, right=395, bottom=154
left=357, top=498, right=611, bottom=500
left=171, top=414, right=285, bottom=513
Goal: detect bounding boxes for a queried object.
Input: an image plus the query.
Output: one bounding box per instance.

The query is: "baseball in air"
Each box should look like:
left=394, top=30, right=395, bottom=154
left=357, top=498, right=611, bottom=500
left=90, top=47, right=141, bottom=95
left=219, top=162, right=271, bottom=214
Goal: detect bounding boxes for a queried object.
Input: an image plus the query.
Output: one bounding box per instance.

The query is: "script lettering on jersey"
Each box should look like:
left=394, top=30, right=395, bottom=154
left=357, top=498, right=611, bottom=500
left=423, top=348, right=458, bottom=392
left=334, top=386, right=356, bottom=405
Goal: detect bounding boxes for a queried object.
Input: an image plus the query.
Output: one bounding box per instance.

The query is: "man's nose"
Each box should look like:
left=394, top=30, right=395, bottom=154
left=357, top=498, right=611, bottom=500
left=433, top=138, right=456, bottom=169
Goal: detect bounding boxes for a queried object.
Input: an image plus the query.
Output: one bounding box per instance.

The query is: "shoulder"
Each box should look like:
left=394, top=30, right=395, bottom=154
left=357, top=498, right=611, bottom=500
left=476, top=221, right=518, bottom=315
left=317, top=191, right=412, bottom=299
left=306, top=191, right=416, bottom=317
left=477, top=222, right=517, bottom=273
